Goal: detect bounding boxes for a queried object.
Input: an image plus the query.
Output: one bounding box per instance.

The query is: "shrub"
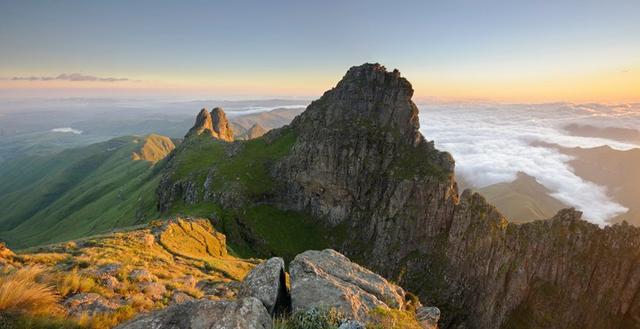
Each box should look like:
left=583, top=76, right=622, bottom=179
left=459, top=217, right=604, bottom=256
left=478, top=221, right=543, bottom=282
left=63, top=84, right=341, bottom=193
left=0, top=266, right=61, bottom=316
left=0, top=312, right=81, bottom=329
left=76, top=305, right=136, bottom=329
left=277, top=308, right=345, bottom=329
left=366, top=307, right=422, bottom=329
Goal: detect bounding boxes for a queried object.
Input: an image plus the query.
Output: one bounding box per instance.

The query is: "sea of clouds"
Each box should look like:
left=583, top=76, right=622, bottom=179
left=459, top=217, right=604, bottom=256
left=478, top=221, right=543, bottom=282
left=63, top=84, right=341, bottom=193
left=418, top=102, right=640, bottom=225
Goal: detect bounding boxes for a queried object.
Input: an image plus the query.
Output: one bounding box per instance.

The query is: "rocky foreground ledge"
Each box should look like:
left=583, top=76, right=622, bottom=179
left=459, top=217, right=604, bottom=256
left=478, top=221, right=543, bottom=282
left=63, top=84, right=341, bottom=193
left=117, top=249, right=440, bottom=329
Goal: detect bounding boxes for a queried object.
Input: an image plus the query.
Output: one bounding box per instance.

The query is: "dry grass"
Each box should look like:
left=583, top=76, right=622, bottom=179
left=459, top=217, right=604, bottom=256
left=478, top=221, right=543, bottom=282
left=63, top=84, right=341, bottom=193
left=367, top=307, right=422, bottom=329
left=76, top=305, right=136, bottom=329
left=5, top=218, right=255, bottom=328
left=0, top=266, right=62, bottom=316
left=54, top=269, right=98, bottom=297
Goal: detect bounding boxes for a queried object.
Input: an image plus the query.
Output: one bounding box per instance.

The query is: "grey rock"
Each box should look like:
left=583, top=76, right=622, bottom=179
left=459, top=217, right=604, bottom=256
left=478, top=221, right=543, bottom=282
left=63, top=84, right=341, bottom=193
left=96, top=263, right=121, bottom=276
left=238, top=257, right=290, bottom=315
left=64, top=293, right=119, bottom=316
left=101, top=275, right=120, bottom=290
left=289, top=249, right=406, bottom=322
left=140, top=282, right=167, bottom=301
left=338, top=320, right=366, bottom=329
left=116, top=297, right=272, bottom=329
left=170, top=291, right=195, bottom=305
left=129, top=268, right=157, bottom=283
left=416, top=306, right=440, bottom=329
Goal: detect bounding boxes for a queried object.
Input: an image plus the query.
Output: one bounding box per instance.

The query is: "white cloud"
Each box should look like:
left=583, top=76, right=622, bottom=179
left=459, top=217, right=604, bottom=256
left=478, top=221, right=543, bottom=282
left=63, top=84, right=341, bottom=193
left=418, top=102, right=640, bottom=225
left=51, top=127, right=83, bottom=134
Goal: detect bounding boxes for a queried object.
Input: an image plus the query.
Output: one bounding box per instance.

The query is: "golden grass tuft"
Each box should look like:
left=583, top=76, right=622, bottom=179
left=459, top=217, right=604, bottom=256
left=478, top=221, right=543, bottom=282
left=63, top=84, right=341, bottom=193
left=54, top=268, right=98, bottom=297
left=367, top=307, right=422, bottom=329
left=0, top=266, right=62, bottom=316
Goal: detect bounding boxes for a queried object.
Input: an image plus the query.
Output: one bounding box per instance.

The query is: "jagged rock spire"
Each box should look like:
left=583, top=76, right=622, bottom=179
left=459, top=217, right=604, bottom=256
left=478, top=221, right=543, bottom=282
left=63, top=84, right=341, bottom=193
left=185, top=107, right=234, bottom=142
left=210, top=107, right=234, bottom=141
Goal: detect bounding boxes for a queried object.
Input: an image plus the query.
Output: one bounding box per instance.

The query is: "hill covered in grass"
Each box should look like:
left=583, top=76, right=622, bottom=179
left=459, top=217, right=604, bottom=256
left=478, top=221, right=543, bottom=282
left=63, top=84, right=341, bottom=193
left=0, top=217, right=256, bottom=328
left=0, top=135, right=174, bottom=248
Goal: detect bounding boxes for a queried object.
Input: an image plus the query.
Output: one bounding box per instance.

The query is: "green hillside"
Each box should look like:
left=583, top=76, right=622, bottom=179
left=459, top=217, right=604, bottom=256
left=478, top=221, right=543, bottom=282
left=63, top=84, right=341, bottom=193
left=0, top=136, right=170, bottom=249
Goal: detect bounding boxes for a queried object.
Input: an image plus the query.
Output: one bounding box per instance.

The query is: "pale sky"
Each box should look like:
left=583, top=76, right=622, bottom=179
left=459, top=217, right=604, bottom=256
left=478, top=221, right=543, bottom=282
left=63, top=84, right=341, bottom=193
left=1, top=0, right=639, bottom=102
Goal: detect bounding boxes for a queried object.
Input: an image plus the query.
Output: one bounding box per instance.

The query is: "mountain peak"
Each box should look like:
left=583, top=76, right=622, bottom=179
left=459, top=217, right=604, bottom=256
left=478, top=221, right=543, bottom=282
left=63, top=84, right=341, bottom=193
left=186, top=107, right=234, bottom=142
left=291, top=63, right=421, bottom=146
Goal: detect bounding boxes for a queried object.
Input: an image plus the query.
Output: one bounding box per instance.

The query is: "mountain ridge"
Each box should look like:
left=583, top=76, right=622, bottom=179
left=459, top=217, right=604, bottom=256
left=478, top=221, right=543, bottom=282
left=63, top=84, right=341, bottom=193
left=157, top=63, right=640, bottom=328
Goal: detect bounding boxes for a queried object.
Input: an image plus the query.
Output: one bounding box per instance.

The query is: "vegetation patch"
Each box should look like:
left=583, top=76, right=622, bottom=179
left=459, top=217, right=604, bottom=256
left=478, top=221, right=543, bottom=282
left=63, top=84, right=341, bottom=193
left=367, top=307, right=422, bottom=329
left=211, top=129, right=297, bottom=197
left=391, top=144, right=451, bottom=181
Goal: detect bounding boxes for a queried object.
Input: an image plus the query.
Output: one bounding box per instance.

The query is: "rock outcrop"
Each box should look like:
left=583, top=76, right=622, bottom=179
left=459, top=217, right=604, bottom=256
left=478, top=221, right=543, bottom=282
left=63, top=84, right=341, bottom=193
left=116, top=297, right=272, bottom=329
left=289, top=249, right=408, bottom=322
left=186, top=107, right=234, bottom=141
left=238, top=257, right=289, bottom=315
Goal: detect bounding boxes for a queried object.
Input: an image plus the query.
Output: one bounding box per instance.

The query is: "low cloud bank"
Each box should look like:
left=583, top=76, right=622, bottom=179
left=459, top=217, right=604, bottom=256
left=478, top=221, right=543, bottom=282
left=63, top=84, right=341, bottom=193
left=419, top=102, right=640, bottom=225
left=9, top=73, right=130, bottom=82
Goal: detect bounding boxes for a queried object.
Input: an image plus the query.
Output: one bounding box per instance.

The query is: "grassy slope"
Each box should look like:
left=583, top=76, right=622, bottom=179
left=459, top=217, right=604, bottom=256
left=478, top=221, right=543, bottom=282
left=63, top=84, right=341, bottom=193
left=0, top=136, right=163, bottom=249
left=165, top=129, right=330, bottom=262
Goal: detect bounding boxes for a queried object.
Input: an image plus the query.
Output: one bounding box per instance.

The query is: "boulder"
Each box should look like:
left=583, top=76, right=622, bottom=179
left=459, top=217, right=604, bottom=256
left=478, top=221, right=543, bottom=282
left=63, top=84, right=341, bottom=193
left=64, top=293, right=120, bottom=316
left=238, top=257, right=290, bottom=315
left=96, top=263, right=121, bottom=276
left=129, top=268, right=157, bottom=282
left=170, top=291, right=195, bottom=305
left=416, top=306, right=440, bottom=329
left=289, top=249, right=406, bottom=321
left=116, top=297, right=272, bottom=329
left=139, top=282, right=167, bottom=301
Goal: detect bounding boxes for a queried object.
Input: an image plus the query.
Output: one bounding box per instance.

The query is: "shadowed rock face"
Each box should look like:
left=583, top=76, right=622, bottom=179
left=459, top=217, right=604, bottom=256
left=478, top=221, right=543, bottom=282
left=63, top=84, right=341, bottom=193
left=270, top=63, right=640, bottom=329
left=186, top=107, right=234, bottom=142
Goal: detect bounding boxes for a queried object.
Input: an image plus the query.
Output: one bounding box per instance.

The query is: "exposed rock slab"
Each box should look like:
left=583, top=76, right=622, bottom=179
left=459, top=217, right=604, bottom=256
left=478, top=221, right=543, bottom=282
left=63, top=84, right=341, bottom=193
left=238, top=257, right=290, bottom=315
left=116, top=297, right=272, bottom=329
left=289, top=249, right=406, bottom=321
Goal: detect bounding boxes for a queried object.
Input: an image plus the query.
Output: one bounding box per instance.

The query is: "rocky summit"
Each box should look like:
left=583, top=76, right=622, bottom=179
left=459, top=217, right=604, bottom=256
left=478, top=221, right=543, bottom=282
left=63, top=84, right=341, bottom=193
left=186, top=107, right=234, bottom=141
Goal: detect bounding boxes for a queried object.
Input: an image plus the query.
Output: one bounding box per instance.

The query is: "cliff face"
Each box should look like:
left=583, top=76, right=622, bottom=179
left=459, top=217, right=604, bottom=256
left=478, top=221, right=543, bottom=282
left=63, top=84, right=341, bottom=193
left=157, top=64, right=640, bottom=328
left=270, top=64, right=640, bottom=329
